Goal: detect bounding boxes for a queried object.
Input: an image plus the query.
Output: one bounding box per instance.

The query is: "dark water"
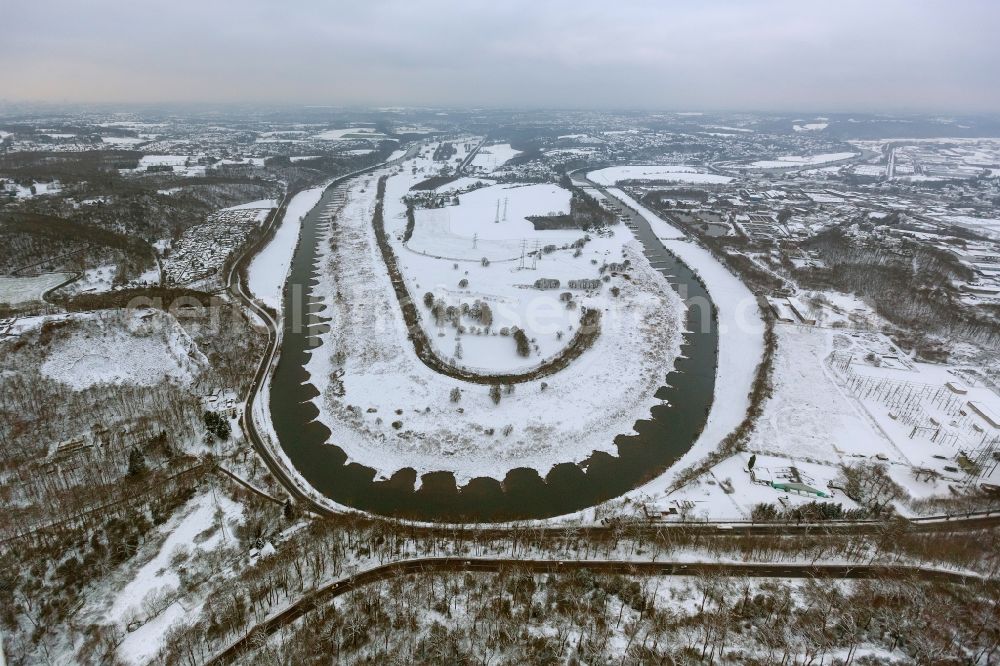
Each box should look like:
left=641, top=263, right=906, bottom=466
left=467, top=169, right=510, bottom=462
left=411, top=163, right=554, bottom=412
left=269, top=180, right=718, bottom=522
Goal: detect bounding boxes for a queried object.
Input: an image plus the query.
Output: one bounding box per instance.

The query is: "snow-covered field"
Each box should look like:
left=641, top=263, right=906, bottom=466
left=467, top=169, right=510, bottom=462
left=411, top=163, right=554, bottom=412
left=128, top=154, right=206, bottom=177
left=401, top=181, right=621, bottom=371
left=389, top=152, right=663, bottom=373
left=314, top=127, right=390, bottom=141
left=615, top=320, right=1000, bottom=521
left=589, top=165, right=733, bottom=186
left=830, top=333, right=1000, bottom=498
left=469, top=143, right=521, bottom=172
left=0, top=272, right=72, bottom=305
left=55, top=263, right=159, bottom=297
left=138, top=154, right=192, bottom=168
left=793, top=122, right=829, bottom=132
left=937, top=214, right=1000, bottom=240
left=433, top=176, right=492, bottom=193
left=248, top=185, right=327, bottom=310
left=743, top=152, right=857, bottom=169
left=408, top=182, right=570, bottom=255
left=102, top=136, right=149, bottom=146
left=302, top=144, right=686, bottom=482
left=59, top=265, right=116, bottom=295
left=221, top=198, right=277, bottom=212
left=748, top=327, right=884, bottom=463
left=39, top=310, right=207, bottom=390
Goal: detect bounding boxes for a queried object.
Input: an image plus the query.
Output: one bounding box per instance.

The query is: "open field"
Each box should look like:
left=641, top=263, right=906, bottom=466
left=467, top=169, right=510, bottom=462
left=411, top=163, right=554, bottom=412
left=589, top=165, right=733, bottom=185
left=0, top=272, right=74, bottom=305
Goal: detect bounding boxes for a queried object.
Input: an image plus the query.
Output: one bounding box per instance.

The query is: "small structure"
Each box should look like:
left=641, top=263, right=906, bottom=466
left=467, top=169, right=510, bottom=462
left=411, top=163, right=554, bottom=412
left=946, top=381, right=969, bottom=395
left=766, top=297, right=796, bottom=323
left=786, top=297, right=817, bottom=325
left=967, top=401, right=1000, bottom=429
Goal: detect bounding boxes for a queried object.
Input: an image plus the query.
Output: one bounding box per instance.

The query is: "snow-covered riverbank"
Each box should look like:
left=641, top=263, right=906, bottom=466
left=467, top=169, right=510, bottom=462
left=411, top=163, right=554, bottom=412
left=248, top=184, right=328, bottom=310
left=596, top=185, right=766, bottom=495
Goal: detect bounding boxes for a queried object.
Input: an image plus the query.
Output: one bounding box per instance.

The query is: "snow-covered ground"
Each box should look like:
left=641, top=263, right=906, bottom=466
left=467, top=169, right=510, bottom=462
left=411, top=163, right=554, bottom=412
left=126, top=154, right=207, bottom=177
left=387, top=147, right=410, bottom=162
left=0, top=272, right=72, bottom=305
left=247, top=185, right=327, bottom=310
left=743, top=152, right=857, bottom=169
left=220, top=198, right=277, bottom=212
left=433, top=176, right=492, bottom=193
left=937, top=214, right=1000, bottom=240
left=138, top=155, right=192, bottom=168
left=314, top=127, right=390, bottom=141
left=660, top=451, right=862, bottom=521
left=302, top=145, right=686, bottom=483
left=101, top=136, right=149, bottom=146
left=111, top=491, right=244, bottom=665
left=747, top=327, right=881, bottom=463
left=793, top=122, right=829, bottom=132
left=60, top=265, right=116, bottom=295
left=610, top=320, right=1000, bottom=521
left=830, top=333, right=1000, bottom=499
left=401, top=182, right=592, bottom=371
left=589, top=165, right=733, bottom=186
left=39, top=310, right=207, bottom=390
left=55, top=263, right=159, bottom=297
left=1, top=179, right=62, bottom=198
left=468, top=143, right=521, bottom=173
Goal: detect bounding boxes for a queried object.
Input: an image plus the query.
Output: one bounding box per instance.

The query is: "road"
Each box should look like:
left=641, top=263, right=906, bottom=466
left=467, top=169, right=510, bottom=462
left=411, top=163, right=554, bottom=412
left=206, top=555, right=989, bottom=665
left=456, top=137, right=486, bottom=174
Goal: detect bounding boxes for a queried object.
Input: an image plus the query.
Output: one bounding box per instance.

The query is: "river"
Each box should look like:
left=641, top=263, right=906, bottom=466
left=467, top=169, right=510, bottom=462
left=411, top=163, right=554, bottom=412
left=267, top=175, right=718, bottom=521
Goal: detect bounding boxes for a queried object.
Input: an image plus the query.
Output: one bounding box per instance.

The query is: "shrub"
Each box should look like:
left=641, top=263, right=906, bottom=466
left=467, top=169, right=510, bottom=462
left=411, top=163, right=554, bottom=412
left=513, top=328, right=530, bottom=357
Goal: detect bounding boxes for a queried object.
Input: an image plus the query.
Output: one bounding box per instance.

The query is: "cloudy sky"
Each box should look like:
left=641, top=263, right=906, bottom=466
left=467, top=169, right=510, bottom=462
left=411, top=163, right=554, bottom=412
left=4, top=0, right=998, bottom=112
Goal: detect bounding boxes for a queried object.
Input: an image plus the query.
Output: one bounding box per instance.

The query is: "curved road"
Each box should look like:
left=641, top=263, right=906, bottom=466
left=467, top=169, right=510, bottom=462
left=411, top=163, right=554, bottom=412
left=207, top=556, right=990, bottom=664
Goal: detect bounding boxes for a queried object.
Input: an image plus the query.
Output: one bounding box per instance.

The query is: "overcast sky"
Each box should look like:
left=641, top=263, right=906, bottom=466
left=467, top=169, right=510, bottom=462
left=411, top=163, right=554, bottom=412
left=4, top=0, right=998, bottom=112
